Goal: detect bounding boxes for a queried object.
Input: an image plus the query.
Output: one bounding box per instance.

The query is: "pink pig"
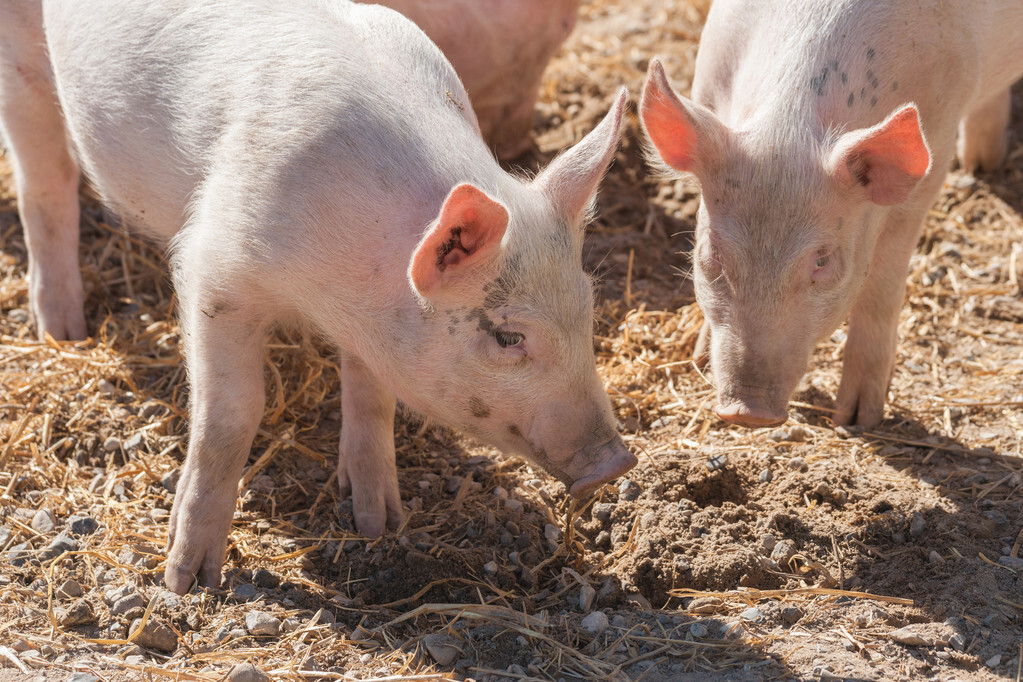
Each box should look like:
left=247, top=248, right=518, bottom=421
left=641, top=0, right=1023, bottom=428
left=0, top=0, right=636, bottom=593
left=366, top=0, right=580, bottom=159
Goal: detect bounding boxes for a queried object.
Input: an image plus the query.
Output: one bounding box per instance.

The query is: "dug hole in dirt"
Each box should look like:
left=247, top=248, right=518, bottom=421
left=1, top=0, right=1022, bottom=680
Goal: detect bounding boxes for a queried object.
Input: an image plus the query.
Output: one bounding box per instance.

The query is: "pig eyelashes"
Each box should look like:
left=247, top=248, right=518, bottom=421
left=495, top=330, right=524, bottom=348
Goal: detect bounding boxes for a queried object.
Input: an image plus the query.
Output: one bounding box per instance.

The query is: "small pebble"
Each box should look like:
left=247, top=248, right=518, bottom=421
left=483, top=561, right=498, bottom=575
left=928, top=550, right=945, bottom=565
left=998, top=556, right=1023, bottom=569
left=544, top=524, right=561, bottom=546
left=781, top=606, right=803, bottom=625
left=689, top=622, right=708, bottom=638
left=57, top=579, right=83, bottom=599
left=814, top=482, right=830, bottom=497
left=580, top=611, right=609, bottom=636
left=595, top=531, right=610, bottom=547
left=31, top=509, right=56, bottom=534
left=503, top=498, right=523, bottom=513
left=771, top=539, right=797, bottom=564
left=245, top=611, right=282, bottom=637
left=788, top=424, right=810, bottom=442
left=129, top=618, right=178, bottom=652
left=252, top=568, right=280, bottom=589
left=909, top=512, right=926, bottom=537
left=758, top=468, right=773, bottom=483
left=124, top=432, right=145, bottom=453
left=423, top=633, right=462, bottom=667
left=97, top=379, right=116, bottom=395
left=592, top=503, right=614, bottom=522
left=618, top=479, right=642, bottom=501
left=788, top=457, right=807, bottom=472
left=111, top=593, right=145, bottom=616
left=67, top=515, right=99, bottom=536
left=103, top=437, right=122, bottom=452
left=231, top=584, right=257, bottom=601
left=68, top=674, right=99, bottom=682
left=706, top=453, right=727, bottom=472
left=985, top=654, right=1001, bottom=669
left=227, top=663, right=270, bottom=682
left=769, top=428, right=790, bottom=442
left=949, top=633, right=967, bottom=651
left=640, top=511, right=657, bottom=529
left=740, top=607, right=763, bottom=621
left=889, top=626, right=932, bottom=647
left=759, top=533, right=777, bottom=555
left=57, top=600, right=96, bottom=627
left=40, top=532, right=79, bottom=561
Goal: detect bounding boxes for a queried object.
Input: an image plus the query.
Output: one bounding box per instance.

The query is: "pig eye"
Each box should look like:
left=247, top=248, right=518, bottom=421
left=495, top=330, right=524, bottom=348
left=815, top=253, right=830, bottom=269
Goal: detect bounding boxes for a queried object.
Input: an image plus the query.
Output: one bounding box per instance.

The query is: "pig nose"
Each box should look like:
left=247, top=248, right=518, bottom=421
left=567, top=435, right=638, bottom=498
left=715, top=399, right=787, bottom=428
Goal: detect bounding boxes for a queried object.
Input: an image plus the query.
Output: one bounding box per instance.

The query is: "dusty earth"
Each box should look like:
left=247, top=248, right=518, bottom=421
left=1, top=0, right=1023, bottom=680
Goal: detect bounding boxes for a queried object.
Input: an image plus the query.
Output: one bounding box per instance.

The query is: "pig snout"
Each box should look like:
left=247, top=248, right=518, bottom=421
left=714, top=387, right=788, bottom=428
left=564, top=433, right=637, bottom=497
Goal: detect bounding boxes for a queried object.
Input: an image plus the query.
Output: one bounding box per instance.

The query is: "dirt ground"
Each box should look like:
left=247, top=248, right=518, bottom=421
left=1, top=0, right=1022, bottom=680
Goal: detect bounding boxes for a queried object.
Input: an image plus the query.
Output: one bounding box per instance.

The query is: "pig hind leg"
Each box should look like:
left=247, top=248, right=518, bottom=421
left=0, top=4, right=86, bottom=340
left=165, top=254, right=271, bottom=594
left=339, top=352, right=405, bottom=537
left=957, top=89, right=1012, bottom=174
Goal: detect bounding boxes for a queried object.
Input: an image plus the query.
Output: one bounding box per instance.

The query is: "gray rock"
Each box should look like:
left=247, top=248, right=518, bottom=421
left=909, top=512, right=926, bottom=537
left=929, top=550, right=945, bottom=565
left=503, top=498, right=523, bottom=513
left=40, top=532, right=78, bottom=561
left=580, top=611, right=609, bottom=636
left=104, top=584, right=135, bottom=606
left=759, top=533, right=777, bottom=555
left=67, top=673, right=100, bottom=682
left=592, top=503, right=614, bottom=523
left=103, top=437, right=122, bottom=452
left=31, top=509, right=55, bottom=534
left=781, top=606, right=803, bottom=625
left=689, top=622, right=708, bottom=638
left=245, top=611, right=282, bottom=637
left=227, top=663, right=270, bottom=682
left=231, top=583, right=257, bottom=601
left=56, top=580, right=83, bottom=599
left=57, top=600, right=97, bottom=627
left=998, top=556, right=1023, bottom=569
left=129, top=618, right=178, bottom=653
left=618, top=479, right=641, bottom=501
left=66, top=515, right=99, bottom=536
left=889, top=626, right=933, bottom=647
left=640, top=512, right=657, bottom=529
left=948, top=632, right=967, bottom=652
left=740, top=607, right=763, bottom=621
left=758, top=468, right=773, bottom=483
left=423, top=633, right=463, bottom=667
left=771, top=539, right=797, bottom=564
left=124, top=432, right=145, bottom=453
left=111, top=593, right=145, bottom=616
left=985, top=654, right=1001, bottom=669
left=252, top=568, right=280, bottom=589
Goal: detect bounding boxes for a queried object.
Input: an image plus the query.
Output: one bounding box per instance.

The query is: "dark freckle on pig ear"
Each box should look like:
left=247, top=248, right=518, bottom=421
left=847, top=93, right=854, bottom=108
left=840, top=71, right=848, bottom=84
left=866, top=47, right=875, bottom=61
left=892, top=81, right=899, bottom=92
left=448, top=324, right=456, bottom=336
left=870, top=96, right=877, bottom=108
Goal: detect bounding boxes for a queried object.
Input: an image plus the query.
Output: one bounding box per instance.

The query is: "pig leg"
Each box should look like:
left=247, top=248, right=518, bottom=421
left=338, top=352, right=404, bottom=537
left=834, top=199, right=936, bottom=428
left=0, top=12, right=86, bottom=340
left=165, top=277, right=269, bottom=594
left=957, top=88, right=1012, bottom=174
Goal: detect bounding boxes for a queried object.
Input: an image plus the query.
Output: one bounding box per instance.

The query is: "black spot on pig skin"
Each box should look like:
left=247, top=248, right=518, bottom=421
left=469, top=397, right=491, bottom=419
left=810, top=67, right=830, bottom=96
left=469, top=308, right=498, bottom=336
left=866, top=47, right=875, bottom=61
left=870, top=96, right=877, bottom=108
left=847, top=93, right=854, bottom=108
left=840, top=72, right=848, bottom=84
left=892, top=81, right=899, bottom=92
left=447, top=324, right=456, bottom=336
left=435, top=226, right=466, bottom=272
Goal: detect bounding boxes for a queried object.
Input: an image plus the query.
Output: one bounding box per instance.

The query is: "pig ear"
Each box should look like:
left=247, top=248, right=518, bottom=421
left=827, top=104, right=932, bottom=206
left=409, top=183, right=509, bottom=298
left=535, top=87, right=627, bottom=222
left=640, top=58, right=728, bottom=177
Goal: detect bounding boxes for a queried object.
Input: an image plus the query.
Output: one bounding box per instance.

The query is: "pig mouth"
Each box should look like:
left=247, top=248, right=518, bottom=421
left=715, top=385, right=788, bottom=428
left=505, top=427, right=637, bottom=497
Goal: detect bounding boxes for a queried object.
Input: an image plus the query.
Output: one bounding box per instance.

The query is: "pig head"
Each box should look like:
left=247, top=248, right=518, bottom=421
left=641, top=59, right=932, bottom=428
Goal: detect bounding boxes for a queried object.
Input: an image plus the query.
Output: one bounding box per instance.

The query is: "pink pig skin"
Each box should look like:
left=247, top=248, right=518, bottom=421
left=0, top=0, right=635, bottom=593
left=365, top=0, right=580, bottom=160
left=641, top=0, right=1023, bottom=429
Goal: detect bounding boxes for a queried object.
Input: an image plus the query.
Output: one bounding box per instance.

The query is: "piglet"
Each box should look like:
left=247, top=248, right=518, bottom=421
left=364, top=0, right=580, bottom=160
left=0, top=0, right=636, bottom=593
left=641, top=0, right=1023, bottom=428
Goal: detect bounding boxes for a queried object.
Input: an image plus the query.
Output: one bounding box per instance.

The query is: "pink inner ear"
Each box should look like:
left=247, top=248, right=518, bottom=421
left=410, top=184, right=509, bottom=297
left=833, top=104, right=931, bottom=206
left=640, top=60, right=700, bottom=172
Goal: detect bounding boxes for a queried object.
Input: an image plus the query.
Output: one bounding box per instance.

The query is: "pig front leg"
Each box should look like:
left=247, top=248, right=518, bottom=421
left=0, top=28, right=86, bottom=340
left=834, top=205, right=933, bottom=429
left=338, top=352, right=405, bottom=537
left=165, top=289, right=269, bottom=594
left=957, top=88, right=1012, bottom=175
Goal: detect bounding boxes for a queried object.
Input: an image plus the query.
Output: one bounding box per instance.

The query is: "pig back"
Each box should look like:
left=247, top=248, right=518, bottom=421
left=42, top=0, right=489, bottom=243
